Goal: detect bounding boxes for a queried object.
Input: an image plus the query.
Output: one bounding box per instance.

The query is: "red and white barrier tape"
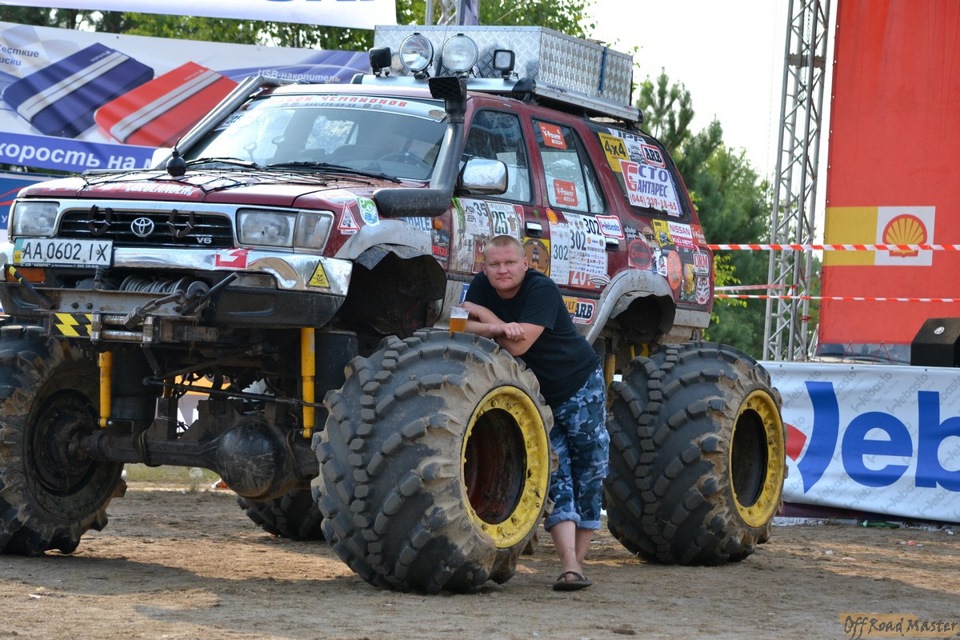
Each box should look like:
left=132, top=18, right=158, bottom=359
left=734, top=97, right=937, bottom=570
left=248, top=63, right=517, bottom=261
left=706, top=243, right=960, bottom=252
left=715, top=294, right=959, bottom=303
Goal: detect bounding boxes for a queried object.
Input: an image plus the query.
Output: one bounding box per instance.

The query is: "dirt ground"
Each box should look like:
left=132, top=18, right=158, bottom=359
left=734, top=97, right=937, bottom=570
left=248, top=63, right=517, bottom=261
left=1, top=480, right=959, bottom=640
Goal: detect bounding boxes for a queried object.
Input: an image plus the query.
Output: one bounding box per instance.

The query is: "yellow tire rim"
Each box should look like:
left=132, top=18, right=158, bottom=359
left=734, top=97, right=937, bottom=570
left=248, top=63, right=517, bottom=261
left=729, top=389, right=786, bottom=528
left=462, top=386, right=550, bottom=548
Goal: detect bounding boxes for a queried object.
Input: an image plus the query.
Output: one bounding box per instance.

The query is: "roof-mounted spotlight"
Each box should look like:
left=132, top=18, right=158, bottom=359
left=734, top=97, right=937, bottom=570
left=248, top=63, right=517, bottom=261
left=399, top=33, right=434, bottom=77
left=492, top=49, right=516, bottom=79
left=368, top=46, right=392, bottom=76
left=442, top=33, right=479, bottom=75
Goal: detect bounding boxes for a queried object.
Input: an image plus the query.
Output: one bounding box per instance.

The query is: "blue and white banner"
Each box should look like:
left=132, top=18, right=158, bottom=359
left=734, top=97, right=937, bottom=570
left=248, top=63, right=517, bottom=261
left=766, top=361, right=960, bottom=523
left=0, top=22, right=368, bottom=173
left=0, top=0, right=397, bottom=30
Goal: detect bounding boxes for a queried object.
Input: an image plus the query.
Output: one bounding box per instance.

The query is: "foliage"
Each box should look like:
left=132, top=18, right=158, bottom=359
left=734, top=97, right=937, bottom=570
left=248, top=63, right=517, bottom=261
left=2, top=1, right=593, bottom=50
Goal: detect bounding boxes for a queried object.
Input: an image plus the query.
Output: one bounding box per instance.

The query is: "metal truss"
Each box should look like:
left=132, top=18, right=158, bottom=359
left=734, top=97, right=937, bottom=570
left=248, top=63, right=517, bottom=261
left=762, top=0, right=832, bottom=361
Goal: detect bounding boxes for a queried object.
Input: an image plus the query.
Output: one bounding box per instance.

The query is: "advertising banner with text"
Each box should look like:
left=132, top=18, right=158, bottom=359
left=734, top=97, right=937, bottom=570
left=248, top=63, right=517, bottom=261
left=766, top=362, right=960, bottom=523
left=819, top=0, right=960, bottom=346
left=0, top=21, right=368, bottom=173
left=0, top=0, right=397, bottom=30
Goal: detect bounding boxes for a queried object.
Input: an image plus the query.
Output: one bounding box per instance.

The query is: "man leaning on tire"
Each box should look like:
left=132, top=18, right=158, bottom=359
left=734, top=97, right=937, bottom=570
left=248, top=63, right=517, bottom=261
left=462, top=234, right=610, bottom=592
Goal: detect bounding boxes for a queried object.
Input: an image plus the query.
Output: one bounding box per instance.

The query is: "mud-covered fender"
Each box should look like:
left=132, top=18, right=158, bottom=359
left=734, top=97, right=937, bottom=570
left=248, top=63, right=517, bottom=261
left=335, top=219, right=432, bottom=263
left=335, top=219, right=446, bottom=301
left=586, top=268, right=675, bottom=345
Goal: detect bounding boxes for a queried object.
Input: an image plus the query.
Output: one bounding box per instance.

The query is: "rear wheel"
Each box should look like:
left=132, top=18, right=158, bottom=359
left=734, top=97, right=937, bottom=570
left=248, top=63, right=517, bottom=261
left=0, top=327, right=124, bottom=555
left=316, top=330, right=552, bottom=593
left=237, top=487, right=325, bottom=540
left=605, top=342, right=785, bottom=564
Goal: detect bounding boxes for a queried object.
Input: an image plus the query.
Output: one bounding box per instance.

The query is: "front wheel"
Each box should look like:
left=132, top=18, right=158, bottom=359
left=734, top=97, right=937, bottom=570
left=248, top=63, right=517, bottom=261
left=604, top=342, right=785, bottom=565
left=316, top=330, right=552, bottom=593
left=0, top=327, right=125, bottom=555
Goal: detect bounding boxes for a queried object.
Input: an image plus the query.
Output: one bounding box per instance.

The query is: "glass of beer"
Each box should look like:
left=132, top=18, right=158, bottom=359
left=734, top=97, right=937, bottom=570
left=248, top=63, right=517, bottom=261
left=449, top=306, right=469, bottom=333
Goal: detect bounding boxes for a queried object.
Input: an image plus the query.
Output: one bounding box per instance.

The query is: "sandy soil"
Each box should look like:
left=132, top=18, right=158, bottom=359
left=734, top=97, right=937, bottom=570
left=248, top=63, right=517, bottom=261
left=1, top=482, right=958, bottom=640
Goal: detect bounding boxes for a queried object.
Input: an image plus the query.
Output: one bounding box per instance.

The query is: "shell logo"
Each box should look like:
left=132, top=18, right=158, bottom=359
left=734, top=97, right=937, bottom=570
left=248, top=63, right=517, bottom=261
left=882, top=214, right=927, bottom=257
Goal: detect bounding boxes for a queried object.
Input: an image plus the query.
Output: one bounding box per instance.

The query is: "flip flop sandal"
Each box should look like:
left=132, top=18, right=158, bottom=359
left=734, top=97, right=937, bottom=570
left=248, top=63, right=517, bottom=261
left=552, top=570, right=593, bottom=591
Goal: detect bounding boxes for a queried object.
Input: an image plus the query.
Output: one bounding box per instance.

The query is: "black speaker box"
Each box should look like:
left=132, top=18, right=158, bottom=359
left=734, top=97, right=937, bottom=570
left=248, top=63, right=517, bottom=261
left=911, top=317, right=960, bottom=367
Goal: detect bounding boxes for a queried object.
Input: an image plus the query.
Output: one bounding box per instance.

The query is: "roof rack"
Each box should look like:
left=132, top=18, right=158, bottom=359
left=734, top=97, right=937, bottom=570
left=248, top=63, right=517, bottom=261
left=362, top=25, right=641, bottom=125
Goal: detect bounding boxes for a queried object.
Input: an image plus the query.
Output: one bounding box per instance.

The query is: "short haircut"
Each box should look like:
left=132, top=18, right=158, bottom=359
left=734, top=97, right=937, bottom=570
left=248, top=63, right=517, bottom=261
left=484, top=234, right=524, bottom=257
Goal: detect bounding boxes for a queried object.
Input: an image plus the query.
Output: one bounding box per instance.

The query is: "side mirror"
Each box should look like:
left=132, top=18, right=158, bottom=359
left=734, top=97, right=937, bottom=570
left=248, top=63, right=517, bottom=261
left=458, top=158, right=508, bottom=196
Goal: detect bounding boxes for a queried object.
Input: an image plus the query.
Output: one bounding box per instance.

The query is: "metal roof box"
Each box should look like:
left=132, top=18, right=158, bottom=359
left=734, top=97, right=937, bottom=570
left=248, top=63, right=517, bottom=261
left=373, top=25, right=634, bottom=106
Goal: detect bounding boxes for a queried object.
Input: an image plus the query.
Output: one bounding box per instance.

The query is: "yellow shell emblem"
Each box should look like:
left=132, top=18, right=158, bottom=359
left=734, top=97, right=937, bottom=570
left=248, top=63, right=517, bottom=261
left=882, top=214, right=926, bottom=257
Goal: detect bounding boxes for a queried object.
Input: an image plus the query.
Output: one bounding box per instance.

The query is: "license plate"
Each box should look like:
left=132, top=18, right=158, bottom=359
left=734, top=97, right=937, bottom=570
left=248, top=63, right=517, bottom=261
left=14, top=238, right=113, bottom=267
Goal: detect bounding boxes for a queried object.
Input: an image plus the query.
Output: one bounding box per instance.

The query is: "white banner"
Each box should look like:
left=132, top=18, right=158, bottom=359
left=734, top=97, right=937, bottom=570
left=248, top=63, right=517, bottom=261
left=0, top=0, right=397, bottom=30
left=765, top=361, right=960, bottom=523
left=0, top=22, right=369, bottom=173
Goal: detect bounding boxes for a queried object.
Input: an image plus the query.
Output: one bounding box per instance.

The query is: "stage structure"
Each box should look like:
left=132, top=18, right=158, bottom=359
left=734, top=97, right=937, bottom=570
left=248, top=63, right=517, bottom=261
left=762, top=0, right=831, bottom=362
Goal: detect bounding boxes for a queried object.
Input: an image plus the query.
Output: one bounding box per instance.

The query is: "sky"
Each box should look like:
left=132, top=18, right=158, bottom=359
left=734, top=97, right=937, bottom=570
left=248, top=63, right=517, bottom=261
left=585, top=0, right=793, bottom=180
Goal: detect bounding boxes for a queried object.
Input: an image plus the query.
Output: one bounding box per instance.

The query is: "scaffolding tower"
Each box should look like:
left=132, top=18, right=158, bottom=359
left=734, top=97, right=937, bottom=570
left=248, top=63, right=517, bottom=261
left=762, top=0, right=832, bottom=361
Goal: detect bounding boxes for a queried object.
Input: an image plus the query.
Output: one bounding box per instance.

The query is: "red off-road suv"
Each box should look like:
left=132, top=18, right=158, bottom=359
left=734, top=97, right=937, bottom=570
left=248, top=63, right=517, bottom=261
left=0, top=25, right=785, bottom=592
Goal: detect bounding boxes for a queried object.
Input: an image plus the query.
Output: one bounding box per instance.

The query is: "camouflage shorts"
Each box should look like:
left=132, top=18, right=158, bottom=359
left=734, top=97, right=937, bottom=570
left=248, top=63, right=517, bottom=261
left=543, top=368, right=609, bottom=531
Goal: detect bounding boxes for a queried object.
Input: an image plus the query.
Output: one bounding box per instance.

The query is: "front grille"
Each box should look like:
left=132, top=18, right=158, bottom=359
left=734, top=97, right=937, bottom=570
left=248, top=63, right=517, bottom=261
left=58, top=206, right=234, bottom=248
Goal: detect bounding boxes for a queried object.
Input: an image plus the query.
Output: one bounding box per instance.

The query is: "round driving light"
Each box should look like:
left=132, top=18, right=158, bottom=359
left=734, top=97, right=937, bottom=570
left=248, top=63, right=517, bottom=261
left=442, top=34, right=479, bottom=73
left=399, top=33, right=434, bottom=73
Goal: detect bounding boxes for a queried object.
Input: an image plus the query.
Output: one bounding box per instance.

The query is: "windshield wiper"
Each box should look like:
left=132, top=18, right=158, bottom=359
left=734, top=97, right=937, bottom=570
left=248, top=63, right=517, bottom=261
left=185, top=157, right=263, bottom=169
left=266, top=161, right=401, bottom=183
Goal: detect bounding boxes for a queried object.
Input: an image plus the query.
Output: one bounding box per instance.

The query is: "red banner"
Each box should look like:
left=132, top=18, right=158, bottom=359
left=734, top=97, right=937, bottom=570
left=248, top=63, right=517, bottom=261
left=819, top=0, right=960, bottom=347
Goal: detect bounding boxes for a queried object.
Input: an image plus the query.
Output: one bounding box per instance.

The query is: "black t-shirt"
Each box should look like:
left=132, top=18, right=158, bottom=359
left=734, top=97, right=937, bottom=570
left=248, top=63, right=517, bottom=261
left=465, top=268, right=600, bottom=408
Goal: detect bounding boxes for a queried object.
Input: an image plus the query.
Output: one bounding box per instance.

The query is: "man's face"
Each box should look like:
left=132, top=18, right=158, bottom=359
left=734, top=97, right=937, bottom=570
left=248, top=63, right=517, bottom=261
left=483, top=242, right=528, bottom=299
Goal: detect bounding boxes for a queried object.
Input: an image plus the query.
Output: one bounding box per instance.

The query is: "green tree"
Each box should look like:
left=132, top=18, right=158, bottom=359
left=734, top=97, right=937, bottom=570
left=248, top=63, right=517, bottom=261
left=635, top=70, right=772, bottom=358
left=3, top=1, right=594, bottom=50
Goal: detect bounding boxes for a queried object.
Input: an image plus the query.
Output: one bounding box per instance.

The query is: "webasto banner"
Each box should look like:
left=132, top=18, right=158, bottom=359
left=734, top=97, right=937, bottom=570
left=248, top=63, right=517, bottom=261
left=0, top=0, right=397, bottom=30
left=0, top=21, right=368, bottom=173
left=767, top=362, right=960, bottom=523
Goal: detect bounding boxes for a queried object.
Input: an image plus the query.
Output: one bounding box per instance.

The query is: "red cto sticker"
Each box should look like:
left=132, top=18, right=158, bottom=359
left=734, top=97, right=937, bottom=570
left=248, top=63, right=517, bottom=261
left=539, top=122, right=567, bottom=149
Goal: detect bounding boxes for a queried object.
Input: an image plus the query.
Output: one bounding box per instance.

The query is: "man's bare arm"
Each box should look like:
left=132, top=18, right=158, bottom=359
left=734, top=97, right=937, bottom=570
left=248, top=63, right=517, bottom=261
left=461, top=302, right=544, bottom=355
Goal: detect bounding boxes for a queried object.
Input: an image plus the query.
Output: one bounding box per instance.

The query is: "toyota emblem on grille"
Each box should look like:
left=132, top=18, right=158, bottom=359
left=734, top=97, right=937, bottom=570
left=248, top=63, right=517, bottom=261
left=131, top=217, right=155, bottom=238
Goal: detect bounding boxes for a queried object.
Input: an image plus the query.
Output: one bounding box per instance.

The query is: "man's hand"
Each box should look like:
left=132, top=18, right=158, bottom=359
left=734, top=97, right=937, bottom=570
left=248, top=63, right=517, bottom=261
left=493, top=321, right=526, bottom=342
left=460, top=302, right=543, bottom=356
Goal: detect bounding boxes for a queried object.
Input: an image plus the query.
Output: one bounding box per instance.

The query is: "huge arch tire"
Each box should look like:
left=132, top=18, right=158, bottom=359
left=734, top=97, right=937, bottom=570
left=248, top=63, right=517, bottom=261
left=0, top=326, right=125, bottom=556
left=605, top=342, right=785, bottom=565
left=237, top=487, right=325, bottom=540
left=316, top=329, right=552, bottom=593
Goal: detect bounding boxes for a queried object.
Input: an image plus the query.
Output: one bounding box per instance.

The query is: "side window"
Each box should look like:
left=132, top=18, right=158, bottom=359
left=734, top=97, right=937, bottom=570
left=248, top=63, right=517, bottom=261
left=534, top=120, right=605, bottom=214
left=592, top=125, right=686, bottom=218
left=463, top=110, right=531, bottom=202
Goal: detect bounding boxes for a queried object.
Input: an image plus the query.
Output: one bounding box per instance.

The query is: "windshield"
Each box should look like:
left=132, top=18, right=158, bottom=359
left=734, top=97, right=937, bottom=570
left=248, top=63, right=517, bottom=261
left=184, top=93, right=448, bottom=181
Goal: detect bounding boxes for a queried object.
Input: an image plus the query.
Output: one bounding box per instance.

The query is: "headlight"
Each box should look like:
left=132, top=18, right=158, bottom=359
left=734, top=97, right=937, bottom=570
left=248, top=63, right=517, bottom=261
left=238, top=209, right=296, bottom=247
left=399, top=33, right=434, bottom=73
left=442, top=34, right=479, bottom=74
left=11, top=200, right=59, bottom=237
left=295, top=211, right=334, bottom=251
left=238, top=208, right=334, bottom=251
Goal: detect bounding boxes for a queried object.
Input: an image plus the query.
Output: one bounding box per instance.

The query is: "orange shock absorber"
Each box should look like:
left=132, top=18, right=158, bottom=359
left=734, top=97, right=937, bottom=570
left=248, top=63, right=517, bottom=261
left=300, top=327, right=316, bottom=439
left=98, top=350, right=112, bottom=428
